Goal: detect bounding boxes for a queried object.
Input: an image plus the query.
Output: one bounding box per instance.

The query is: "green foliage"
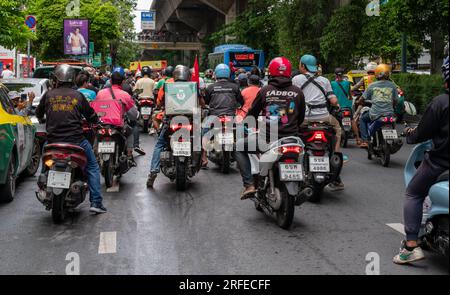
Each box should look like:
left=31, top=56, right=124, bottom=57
left=0, top=0, right=35, bottom=49
left=391, top=73, right=446, bottom=113
left=27, top=0, right=125, bottom=62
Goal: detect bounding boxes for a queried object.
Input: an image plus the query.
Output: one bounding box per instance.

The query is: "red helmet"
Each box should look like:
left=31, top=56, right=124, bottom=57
left=268, top=57, right=292, bottom=78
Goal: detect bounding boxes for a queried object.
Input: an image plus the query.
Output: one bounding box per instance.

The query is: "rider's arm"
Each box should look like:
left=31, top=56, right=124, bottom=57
left=35, top=92, right=46, bottom=120
left=247, top=91, right=264, bottom=119
left=236, top=87, right=244, bottom=106
left=324, top=80, right=338, bottom=106
left=80, top=95, right=100, bottom=124
left=351, top=79, right=364, bottom=92
left=406, top=98, right=440, bottom=144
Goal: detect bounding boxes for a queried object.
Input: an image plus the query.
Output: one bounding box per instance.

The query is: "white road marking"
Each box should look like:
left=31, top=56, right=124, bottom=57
left=386, top=223, right=406, bottom=235
left=98, top=232, right=117, bottom=254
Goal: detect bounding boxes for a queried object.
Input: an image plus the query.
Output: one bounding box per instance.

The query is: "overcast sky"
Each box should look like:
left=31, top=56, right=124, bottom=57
left=133, top=0, right=154, bottom=32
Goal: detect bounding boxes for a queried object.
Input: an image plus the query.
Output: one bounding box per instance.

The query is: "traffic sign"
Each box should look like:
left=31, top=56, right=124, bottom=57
left=25, top=15, right=37, bottom=30
left=141, top=11, right=156, bottom=31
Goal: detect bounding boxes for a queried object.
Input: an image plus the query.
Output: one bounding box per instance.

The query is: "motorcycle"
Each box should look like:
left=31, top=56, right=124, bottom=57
left=36, top=143, right=88, bottom=224
left=366, top=112, right=403, bottom=167
left=206, top=115, right=236, bottom=174
left=249, top=136, right=311, bottom=229
left=160, top=118, right=202, bottom=191
left=405, top=141, right=449, bottom=257
left=137, top=97, right=155, bottom=134
left=96, top=124, right=133, bottom=188
left=299, top=122, right=343, bottom=202
left=334, top=107, right=353, bottom=148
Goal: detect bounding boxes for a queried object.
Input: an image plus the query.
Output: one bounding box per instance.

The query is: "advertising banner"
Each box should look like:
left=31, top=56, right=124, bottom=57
left=64, top=19, right=89, bottom=55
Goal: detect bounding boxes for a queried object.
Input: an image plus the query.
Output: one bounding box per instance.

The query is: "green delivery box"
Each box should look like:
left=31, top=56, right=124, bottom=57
left=165, top=82, right=198, bottom=115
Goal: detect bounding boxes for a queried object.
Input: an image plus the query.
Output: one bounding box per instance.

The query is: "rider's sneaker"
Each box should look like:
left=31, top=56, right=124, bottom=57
left=134, top=146, right=146, bottom=155
left=393, top=241, right=425, bottom=265
left=149, top=128, right=156, bottom=135
left=240, top=185, right=257, bottom=200
left=328, top=181, right=345, bottom=191
left=128, top=157, right=137, bottom=168
left=343, top=154, right=349, bottom=163
left=89, top=203, right=107, bottom=214
left=146, top=172, right=158, bottom=188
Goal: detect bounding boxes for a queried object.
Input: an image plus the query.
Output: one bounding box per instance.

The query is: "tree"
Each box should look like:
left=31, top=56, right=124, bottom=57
left=27, top=0, right=121, bottom=62
left=0, top=0, right=35, bottom=49
left=388, top=0, right=449, bottom=73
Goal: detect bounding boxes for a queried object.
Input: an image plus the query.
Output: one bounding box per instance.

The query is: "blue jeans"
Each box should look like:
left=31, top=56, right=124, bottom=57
left=79, top=140, right=103, bottom=205
left=359, top=112, right=371, bottom=141
left=133, top=124, right=140, bottom=147
left=149, top=125, right=168, bottom=173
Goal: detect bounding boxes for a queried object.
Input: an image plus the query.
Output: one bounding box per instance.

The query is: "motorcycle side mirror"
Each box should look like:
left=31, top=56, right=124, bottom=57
left=404, top=101, right=417, bottom=116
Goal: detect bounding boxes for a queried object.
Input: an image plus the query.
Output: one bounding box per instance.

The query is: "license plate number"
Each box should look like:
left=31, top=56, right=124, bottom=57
left=382, top=129, right=398, bottom=140
left=47, top=171, right=71, bottom=189
left=342, top=117, right=352, bottom=126
left=217, top=132, right=234, bottom=145
left=172, top=142, right=191, bottom=157
left=98, top=142, right=115, bottom=153
left=309, top=156, right=330, bottom=172
left=279, top=163, right=303, bottom=182
left=141, top=107, right=152, bottom=115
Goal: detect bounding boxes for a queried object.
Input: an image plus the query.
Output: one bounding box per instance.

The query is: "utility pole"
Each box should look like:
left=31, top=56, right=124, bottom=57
left=27, top=40, right=31, bottom=78
left=401, top=33, right=407, bottom=73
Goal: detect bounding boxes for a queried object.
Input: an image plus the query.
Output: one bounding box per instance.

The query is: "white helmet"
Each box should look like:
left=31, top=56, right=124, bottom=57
left=365, top=62, right=378, bottom=73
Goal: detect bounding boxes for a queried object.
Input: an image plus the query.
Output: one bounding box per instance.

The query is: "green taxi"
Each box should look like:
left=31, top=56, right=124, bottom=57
left=0, top=83, right=40, bottom=202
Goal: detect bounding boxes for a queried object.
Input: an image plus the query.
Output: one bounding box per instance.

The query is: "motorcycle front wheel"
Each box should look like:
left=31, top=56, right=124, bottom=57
left=276, top=183, right=295, bottom=229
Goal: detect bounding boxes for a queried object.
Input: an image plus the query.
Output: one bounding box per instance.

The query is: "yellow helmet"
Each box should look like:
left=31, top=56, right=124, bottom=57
left=375, top=64, right=391, bottom=79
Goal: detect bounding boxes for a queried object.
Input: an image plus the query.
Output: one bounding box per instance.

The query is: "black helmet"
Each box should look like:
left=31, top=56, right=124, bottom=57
left=165, top=66, right=174, bottom=77
left=142, top=66, right=152, bottom=76
left=51, top=64, right=76, bottom=84
left=248, top=74, right=260, bottom=86
left=335, top=67, right=345, bottom=76
left=173, top=65, right=191, bottom=82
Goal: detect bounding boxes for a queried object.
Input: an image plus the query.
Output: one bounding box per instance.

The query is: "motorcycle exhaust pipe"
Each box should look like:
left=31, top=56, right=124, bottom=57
left=296, top=187, right=314, bottom=205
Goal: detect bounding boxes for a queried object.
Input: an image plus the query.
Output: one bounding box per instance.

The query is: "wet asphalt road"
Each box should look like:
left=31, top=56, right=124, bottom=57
left=0, top=134, right=448, bottom=275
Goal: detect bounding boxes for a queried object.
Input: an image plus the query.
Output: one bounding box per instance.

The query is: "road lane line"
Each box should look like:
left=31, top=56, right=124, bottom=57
left=98, top=232, right=117, bottom=254
left=386, top=223, right=406, bottom=235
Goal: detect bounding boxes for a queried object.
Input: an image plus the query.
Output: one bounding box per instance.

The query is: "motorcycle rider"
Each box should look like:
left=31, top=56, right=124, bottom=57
left=358, top=64, right=398, bottom=148
left=76, top=72, right=97, bottom=101
left=393, top=55, right=449, bottom=265
left=94, top=71, right=139, bottom=166
left=35, top=64, right=106, bottom=214
left=236, top=75, right=261, bottom=123
left=292, top=54, right=345, bottom=191
left=204, top=69, right=215, bottom=86
left=201, top=63, right=244, bottom=168
left=331, top=67, right=362, bottom=147
left=235, top=57, right=306, bottom=199
left=134, top=66, right=155, bottom=100
left=146, top=65, right=192, bottom=188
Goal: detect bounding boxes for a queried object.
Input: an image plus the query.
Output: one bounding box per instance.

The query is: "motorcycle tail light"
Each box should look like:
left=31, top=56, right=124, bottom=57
left=343, top=110, right=351, bottom=116
left=390, top=117, right=395, bottom=123
left=280, top=146, right=302, bottom=154
left=99, top=128, right=113, bottom=136
left=171, top=124, right=193, bottom=132
left=36, top=132, right=46, bottom=137
left=44, top=159, right=54, bottom=168
left=382, top=117, right=389, bottom=122
left=219, top=116, right=232, bottom=123
left=307, top=131, right=328, bottom=143
left=313, top=150, right=325, bottom=157
left=283, top=159, right=296, bottom=164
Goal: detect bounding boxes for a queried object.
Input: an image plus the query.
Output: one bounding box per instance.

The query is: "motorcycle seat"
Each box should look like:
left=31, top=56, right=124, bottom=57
left=280, top=138, right=299, bottom=145
left=44, top=143, right=85, bottom=154
left=437, top=170, right=449, bottom=183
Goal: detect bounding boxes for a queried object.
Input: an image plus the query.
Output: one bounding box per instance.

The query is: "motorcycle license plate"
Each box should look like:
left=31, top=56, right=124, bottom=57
left=342, top=117, right=352, bottom=126
left=47, top=171, right=71, bottom=189
left=309, top=156, right=330, bottom=172
left=172, top=142, right=191, bottom=157
left=279, top=163, right=303, bottom=182
left=141, top=107, right=152, bottom=115
left=217, top=132, right=234, bottom=145
left=382, top=129, right=398, bottom=140
left=98, top=142, right=115, bottom=153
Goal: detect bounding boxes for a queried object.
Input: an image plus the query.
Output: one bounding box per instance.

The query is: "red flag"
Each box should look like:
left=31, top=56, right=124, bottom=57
left=192, top=55, right=200, bottom=84
left=137, top=62, right=142, bottom=72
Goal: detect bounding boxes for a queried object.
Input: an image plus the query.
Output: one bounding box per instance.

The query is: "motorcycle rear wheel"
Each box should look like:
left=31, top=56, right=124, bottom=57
left=276, top=183, right=295, bottom=229
left=175, top=160, right=187, bottom=191
left=308, top=185, right=324, bottom=203
left=51, top=191, right=66, bottom=224
left=103, top=160, right=114, bottom=188
left=381, top=144, right=391, bottom=167
left=221, top=151, right=231, bottom=174
left=143, top=120, right=149, bottom=134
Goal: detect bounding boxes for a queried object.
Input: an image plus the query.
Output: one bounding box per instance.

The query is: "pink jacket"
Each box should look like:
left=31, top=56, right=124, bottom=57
left=91, top=85, right=135, bottom=127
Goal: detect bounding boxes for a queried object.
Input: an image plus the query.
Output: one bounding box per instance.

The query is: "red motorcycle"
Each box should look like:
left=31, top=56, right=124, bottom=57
left=138, top=98, right=155, bottom=133
left=36, top=144, right=88, bottom=224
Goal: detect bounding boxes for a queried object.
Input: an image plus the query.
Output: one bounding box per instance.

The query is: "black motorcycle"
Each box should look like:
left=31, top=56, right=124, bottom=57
left=300, top=122, right=343, bottom=202
left=206, top=115, right=236, bottom=174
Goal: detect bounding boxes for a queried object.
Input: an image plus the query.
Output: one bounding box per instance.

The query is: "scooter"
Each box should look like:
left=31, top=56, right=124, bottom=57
left=206, top=115, right=236, bottom=174
left=405, top=140, right=449, bottom=257
left=249, top=136, right=311, bottom=229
